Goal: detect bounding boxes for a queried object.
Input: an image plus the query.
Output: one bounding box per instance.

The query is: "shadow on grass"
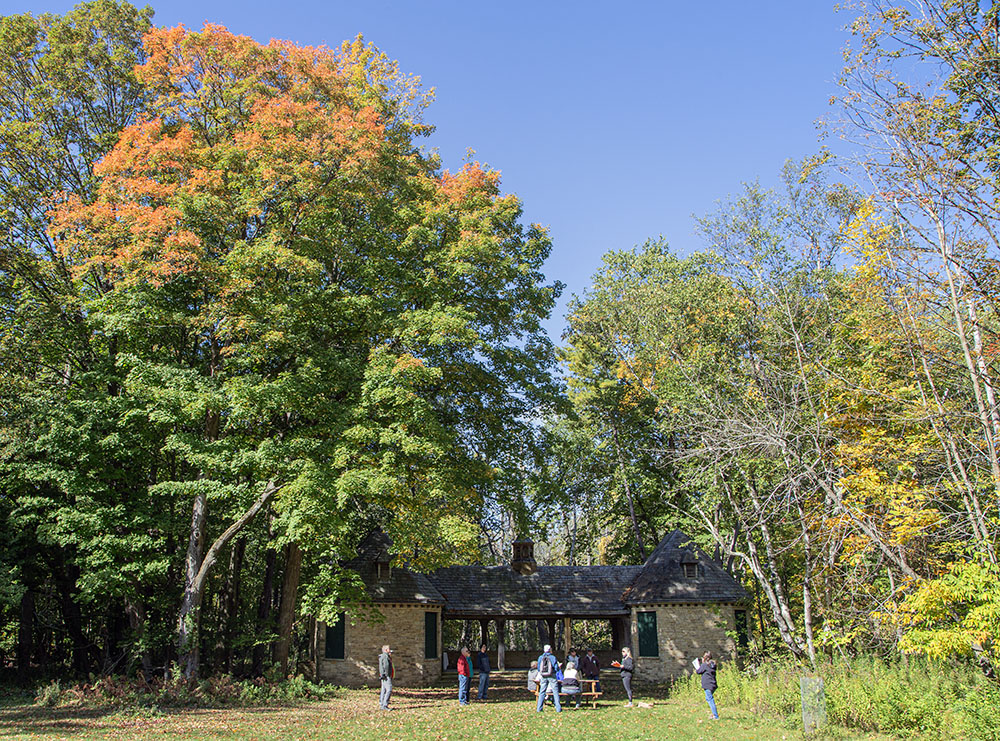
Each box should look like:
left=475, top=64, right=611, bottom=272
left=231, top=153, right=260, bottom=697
left=0, top=676, right=657, bottom=737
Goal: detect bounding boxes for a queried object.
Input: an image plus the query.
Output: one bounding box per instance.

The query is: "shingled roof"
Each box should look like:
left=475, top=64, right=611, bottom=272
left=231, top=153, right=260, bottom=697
left=345, top=529, right=748, bottom=614
left=623, top=530, right=750, bottom=605
left=342, top=532, right=445, bottom=605
left=427, top=565, right=642, bottom=618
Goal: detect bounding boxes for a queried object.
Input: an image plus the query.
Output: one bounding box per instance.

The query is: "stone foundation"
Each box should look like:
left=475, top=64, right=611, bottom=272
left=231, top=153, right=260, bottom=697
left=317, top=604, right=442, bottom=687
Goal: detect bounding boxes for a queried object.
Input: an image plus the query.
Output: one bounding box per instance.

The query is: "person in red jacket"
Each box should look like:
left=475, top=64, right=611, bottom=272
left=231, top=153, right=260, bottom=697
left=456, top=646, right=472, bottom=705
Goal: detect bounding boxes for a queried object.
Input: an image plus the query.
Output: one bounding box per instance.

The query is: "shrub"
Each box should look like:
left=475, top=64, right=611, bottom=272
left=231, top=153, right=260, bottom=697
left=675, top=654, right=1000, bottom=739
left=34, top=680, right=62, bottom=708
left=29, top=670, right=334, bottom=710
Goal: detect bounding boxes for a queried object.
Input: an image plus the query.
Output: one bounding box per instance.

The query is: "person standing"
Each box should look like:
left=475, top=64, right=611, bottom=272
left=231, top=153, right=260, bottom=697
left=535, top=644, right=562, bottom=712
left=579, top=648, right=601, bottom=693
left=612, top=646, right=634, bottom=706
left=696, top=650, right=719, bottom=719
left=456, top=646, right=472, bottom=705
left=378, top=645, right=393, bottom=710
left=477, top=644, right=491, bottom=700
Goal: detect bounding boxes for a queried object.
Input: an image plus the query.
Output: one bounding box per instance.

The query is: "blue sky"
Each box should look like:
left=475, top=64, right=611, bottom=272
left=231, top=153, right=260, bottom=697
left=10, top=0, right=856, bottom=341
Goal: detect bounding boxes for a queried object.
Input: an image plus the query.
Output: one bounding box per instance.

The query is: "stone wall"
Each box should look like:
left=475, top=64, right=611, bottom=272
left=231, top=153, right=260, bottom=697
left=628, top=603, right=737, bottom=683
left=317, top=604, right=442, bottom=687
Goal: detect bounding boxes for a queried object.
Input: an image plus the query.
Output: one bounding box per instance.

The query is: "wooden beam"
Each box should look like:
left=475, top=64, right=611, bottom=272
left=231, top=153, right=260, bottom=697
left=564, top=617, right=572, bottom=655
left=496, top=619, right=506, bottom=671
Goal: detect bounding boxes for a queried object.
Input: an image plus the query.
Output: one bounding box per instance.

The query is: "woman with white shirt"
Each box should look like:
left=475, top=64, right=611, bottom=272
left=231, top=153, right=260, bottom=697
left=560, top=662, right=582, bottom=708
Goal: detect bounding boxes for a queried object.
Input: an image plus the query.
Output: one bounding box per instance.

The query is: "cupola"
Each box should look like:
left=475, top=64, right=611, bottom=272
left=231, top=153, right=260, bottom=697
left=511, top=539, right=537, bottom=575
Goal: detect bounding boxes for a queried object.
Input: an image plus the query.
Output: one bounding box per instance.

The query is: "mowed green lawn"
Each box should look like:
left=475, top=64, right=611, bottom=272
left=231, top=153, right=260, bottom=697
left=0, top=676, right=887, bottom=741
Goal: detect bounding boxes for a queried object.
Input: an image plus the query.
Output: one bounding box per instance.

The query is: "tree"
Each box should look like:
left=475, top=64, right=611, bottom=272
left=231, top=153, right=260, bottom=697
left=0, top=0, right=154, bottom=678
left=46, top=23, right=560, bottom=678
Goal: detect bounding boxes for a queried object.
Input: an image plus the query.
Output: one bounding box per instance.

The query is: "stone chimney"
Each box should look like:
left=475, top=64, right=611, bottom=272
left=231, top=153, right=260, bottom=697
left=511, top=539, right=537, bottom=575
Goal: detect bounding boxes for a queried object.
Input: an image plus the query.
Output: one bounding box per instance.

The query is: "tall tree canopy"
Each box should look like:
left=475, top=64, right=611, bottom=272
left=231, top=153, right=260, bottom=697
left=1, top=5, right=560, bottom=679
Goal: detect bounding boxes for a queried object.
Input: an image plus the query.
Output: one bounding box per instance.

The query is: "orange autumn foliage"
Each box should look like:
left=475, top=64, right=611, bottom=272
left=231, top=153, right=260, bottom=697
left=48, top=24, right=423, bottom=290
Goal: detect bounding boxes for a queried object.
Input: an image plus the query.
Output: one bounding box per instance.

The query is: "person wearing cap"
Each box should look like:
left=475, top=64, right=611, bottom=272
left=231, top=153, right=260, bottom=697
left=378, top=644, right=394, bottom=710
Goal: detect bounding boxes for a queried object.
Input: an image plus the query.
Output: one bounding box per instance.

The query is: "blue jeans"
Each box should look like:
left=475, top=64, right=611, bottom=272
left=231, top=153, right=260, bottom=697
left=379, top=678, right=392, bottom=709
left=478, top=671, right=489, bottom=699
left=458, top=674, right=470, bottom=704
left=705, top=688, right=719, bottom=718
left=536, top=677, right=562, bottom=712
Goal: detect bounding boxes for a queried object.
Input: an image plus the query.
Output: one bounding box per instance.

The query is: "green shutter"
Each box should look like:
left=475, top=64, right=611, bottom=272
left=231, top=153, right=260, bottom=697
left=735, top=609, right=749, bottom=649
left=424, top=611, right=438, bottom=659
left=325, top=612, right=346, bottom=659
left=637, top=610, right=659, bottom=657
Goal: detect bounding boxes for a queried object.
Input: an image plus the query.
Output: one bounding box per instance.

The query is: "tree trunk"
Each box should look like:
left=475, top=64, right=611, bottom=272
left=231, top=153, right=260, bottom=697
left=55, top=562, right=90, bottom=676
left=273, top=541, right=302, bottom=676
left=17, top=589, right=34, bottom=683
left=214, top=536, right=246, bottom=674
left=252, top=544, right=277, bottom=677
left=179, top=480, right=281, bottom=679
left=177, top=487, right=208, bottom=678
left=798, top=503, right=817, bottom=669
left=124, top=596, right=153, bottom=678
left=612, top=424, right=647, bottom=560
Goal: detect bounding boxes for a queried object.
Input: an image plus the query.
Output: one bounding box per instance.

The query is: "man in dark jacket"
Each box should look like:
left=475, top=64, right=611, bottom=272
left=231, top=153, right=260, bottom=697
left=578, top=648, right=601, bottom=692
left=378, top=645, right=393, bottom=710
left=477, top=644, right=491, bottom=700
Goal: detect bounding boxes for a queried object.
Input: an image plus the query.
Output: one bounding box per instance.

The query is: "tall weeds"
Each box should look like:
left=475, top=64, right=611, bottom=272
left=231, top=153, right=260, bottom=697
left=675, top=655, right=1000, bottom=740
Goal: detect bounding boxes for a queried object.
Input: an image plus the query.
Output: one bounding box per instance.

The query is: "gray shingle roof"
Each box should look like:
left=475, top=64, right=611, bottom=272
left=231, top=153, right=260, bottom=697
left=623, top=530, right=751, bottom=605
left=344, top=529, right=749, bottom=613
left=427, top=565, right=642, bottom=617
left=343, top=532, right=445, bottom=605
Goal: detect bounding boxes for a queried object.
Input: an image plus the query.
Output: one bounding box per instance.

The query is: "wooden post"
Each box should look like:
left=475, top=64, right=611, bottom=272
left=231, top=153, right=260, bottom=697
left=496, top=618, right=506, bottom=671
left=564, top=617, right=572, bottom=654
left=311, top=616, right=319, bottom=682
left=479, top=618, right=490, bottom=649
left=610, top=617, right=622, bottom=650
left=546, top=618, right=558, bottom=651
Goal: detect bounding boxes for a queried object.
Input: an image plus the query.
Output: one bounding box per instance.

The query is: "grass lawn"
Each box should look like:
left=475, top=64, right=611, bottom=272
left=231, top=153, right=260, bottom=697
left=0, top=675, right=888, bottom=740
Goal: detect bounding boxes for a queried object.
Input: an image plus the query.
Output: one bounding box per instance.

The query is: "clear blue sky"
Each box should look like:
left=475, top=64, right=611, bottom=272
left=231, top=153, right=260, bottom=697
left=9, top=0, right=855, bottom=341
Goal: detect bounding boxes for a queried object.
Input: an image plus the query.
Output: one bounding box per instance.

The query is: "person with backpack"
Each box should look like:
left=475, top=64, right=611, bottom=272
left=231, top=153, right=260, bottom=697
left=535, top=644, right=562, bottom=712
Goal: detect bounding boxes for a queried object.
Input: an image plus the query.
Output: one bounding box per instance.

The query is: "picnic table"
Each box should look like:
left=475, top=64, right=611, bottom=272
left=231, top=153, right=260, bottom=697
left=529, top=678, right=603, bottom=708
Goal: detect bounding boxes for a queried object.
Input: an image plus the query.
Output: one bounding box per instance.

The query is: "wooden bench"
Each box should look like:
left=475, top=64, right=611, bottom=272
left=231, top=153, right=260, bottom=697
left=530, top=678, right=603, bottom=708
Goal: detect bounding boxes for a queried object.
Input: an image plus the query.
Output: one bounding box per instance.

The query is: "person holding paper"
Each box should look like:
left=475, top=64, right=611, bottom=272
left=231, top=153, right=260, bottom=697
left=611, top=646, right=634, bottom=706
left=696, top=650, right=719, bottom=719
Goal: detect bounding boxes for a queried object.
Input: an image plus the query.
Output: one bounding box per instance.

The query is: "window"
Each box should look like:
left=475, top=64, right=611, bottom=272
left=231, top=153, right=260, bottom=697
left=683, top=562, right=698, bottom=578
left=424, top=611, right=438, bottom=659
left=376, top=562, right=391, bottom=581
left=637, top=610, right=659, bottom=657
left=734, top=609, right=749, bottom=649
left=325, top=612, right=346, bottom=660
